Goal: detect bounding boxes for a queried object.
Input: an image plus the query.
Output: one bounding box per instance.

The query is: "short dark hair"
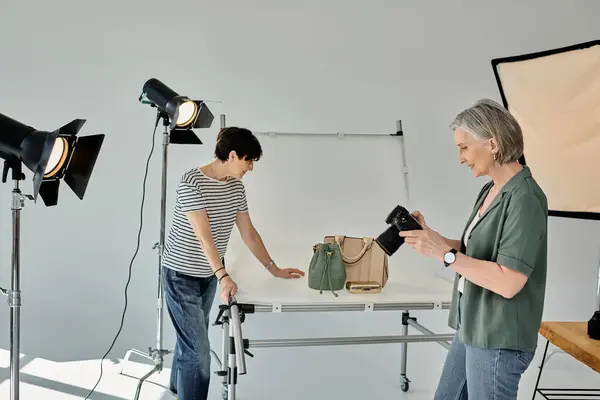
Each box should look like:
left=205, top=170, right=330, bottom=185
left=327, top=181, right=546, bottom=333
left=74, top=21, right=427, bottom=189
left=214, top=127, right=263, bottom=162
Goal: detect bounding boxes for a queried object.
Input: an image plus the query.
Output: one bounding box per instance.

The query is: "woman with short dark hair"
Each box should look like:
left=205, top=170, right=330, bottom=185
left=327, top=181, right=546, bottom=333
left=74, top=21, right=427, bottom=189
left=162, top=127, right=304, bottom=400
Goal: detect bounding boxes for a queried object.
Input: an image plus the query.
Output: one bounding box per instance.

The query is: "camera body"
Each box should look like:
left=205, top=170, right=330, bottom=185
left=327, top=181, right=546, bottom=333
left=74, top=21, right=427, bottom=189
left=375, top=205, right=422, bottom=256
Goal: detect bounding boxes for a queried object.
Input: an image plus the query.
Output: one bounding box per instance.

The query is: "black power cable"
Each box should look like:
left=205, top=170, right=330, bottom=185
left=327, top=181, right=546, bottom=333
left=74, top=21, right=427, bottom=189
left=84, top=114, right=160, bottom=399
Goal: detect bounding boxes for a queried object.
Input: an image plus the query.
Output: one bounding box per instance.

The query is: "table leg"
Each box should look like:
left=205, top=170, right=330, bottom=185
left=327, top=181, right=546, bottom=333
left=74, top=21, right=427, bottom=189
left=221, top=308, right=230, bottom=400
left=532, top=339, right=550, bottom=400
left=400, top=311, right=410, bottom=392
left=228, top=318, right=237, bottom=400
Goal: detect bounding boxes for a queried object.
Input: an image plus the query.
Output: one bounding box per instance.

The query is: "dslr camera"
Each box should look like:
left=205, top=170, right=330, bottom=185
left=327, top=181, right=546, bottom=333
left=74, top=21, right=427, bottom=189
left=375, top=205, right=422, bottom=256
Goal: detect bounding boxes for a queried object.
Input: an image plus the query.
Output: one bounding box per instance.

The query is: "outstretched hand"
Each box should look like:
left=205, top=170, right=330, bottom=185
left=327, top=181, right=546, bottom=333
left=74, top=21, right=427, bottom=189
left=271, top=266, right=305, bottom=279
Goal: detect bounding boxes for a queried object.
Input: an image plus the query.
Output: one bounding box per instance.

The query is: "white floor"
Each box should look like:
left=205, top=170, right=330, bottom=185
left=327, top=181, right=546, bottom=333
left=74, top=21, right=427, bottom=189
left=1, top=341, right=599, bottom=400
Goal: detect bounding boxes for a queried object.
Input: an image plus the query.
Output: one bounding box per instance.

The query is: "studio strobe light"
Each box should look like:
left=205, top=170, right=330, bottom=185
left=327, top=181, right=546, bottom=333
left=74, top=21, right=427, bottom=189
left=117, top=78, right=214, bottom=400
left=0, top=113, right=104, bottom=400
left=141, top=78, right=214, bottom=132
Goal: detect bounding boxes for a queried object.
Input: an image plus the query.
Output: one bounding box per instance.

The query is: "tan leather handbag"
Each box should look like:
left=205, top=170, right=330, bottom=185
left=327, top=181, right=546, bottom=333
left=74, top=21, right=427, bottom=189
left=323, top=235, right=389, bottom=288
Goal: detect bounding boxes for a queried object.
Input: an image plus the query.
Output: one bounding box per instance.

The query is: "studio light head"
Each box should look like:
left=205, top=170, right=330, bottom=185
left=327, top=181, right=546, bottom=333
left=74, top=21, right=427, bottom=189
left=0, top=113, right=105, bottom=206
left=140, top=78, right=214, bottom=134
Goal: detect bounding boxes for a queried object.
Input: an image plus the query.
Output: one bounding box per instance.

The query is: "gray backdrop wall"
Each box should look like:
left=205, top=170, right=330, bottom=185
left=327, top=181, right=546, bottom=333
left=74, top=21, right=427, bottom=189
left=0, top=1, right=599, bottom=398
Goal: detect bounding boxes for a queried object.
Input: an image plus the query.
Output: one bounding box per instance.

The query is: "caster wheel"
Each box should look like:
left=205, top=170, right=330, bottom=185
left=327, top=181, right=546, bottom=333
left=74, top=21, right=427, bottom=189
left=400, top=376, right=410, bottom=392
left=221, top=384, right=228, bottom=399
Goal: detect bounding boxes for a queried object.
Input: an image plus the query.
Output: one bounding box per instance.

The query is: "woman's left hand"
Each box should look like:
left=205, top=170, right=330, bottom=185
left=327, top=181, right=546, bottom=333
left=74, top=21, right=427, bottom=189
left=271, top=265, right=305, bottom=279
left=399, top=229, right=450, bottom=262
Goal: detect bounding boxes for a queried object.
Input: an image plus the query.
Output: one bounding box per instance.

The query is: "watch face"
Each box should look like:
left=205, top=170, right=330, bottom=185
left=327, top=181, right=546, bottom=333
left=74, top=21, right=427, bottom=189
left=444, top=252, right=456, bottom=264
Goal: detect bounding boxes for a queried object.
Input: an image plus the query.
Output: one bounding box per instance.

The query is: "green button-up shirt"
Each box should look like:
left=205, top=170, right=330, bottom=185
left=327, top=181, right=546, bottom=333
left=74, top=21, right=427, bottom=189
left=448, top=166, right=548, bottom=352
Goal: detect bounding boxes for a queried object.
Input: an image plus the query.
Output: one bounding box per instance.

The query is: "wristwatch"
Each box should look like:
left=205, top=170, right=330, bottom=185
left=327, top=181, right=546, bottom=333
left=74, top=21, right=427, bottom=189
left=265, top=260, right=275, bottom=270
left=443, top=248, right=458, bottom=267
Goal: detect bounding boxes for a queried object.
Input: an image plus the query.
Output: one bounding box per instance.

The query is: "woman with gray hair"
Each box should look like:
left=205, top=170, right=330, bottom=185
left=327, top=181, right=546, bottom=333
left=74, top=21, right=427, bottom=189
left=399, top=98, right=548, bottom=399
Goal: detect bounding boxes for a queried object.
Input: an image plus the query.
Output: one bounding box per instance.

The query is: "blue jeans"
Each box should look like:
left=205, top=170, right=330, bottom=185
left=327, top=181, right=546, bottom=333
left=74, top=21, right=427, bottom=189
left=434, top=294, right=534, bottom=399
left=163, top=266, right=218, bottom=400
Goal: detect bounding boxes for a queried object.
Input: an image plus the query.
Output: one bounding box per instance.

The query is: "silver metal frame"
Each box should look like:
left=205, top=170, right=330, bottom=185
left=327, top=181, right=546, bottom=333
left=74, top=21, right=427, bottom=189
left=214, top=300, right=453, bottom=399
left=253, top=120, right=412, bottom=206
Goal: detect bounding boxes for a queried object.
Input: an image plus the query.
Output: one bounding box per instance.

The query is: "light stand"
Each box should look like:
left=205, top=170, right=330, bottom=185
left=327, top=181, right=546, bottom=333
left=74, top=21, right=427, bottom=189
left=0, top=159, right=31, bottom=400
left=0, top=113, right=104, bottom=400
left=119, top=78, right=214, bottom=399
left=120, top=112, right=174, bottom=399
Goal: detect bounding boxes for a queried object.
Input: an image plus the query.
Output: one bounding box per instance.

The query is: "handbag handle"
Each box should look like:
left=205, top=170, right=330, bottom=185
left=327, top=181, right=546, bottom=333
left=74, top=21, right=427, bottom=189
left=334, top=235, right=373, bottom=264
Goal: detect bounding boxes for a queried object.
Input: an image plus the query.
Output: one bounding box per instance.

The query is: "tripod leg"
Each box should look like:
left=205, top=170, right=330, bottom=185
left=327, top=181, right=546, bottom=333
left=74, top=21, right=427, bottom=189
left=120, top=348, right=153, bottom=374
left=134, top=363, right=161, bottom=400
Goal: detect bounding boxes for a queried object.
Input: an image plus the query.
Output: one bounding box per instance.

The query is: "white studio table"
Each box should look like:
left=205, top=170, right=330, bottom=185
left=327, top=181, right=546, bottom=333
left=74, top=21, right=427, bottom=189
left=211, top=257, right=456, bottom=400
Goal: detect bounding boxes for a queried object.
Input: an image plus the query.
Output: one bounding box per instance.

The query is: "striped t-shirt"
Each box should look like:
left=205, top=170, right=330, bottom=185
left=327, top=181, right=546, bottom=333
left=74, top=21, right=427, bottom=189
left=162, top=167, right=248, bottom=277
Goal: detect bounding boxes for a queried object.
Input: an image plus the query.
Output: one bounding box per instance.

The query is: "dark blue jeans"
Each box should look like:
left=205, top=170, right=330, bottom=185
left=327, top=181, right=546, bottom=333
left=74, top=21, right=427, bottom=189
left=163, top=266, right=217, bottom=400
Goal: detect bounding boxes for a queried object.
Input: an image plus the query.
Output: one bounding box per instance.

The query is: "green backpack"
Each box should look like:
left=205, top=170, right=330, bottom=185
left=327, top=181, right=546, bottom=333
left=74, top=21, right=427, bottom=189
left=308, top=242, right=346, bottom=296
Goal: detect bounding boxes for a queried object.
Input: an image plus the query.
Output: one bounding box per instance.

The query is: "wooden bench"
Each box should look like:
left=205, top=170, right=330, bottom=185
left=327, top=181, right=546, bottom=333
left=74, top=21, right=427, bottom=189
left=533, top=321, right=600, bottom=399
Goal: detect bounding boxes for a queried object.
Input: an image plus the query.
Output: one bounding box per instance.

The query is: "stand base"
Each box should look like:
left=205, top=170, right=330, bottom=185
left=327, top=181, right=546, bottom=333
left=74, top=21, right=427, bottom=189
left=119, top=347, right=171, bottom=399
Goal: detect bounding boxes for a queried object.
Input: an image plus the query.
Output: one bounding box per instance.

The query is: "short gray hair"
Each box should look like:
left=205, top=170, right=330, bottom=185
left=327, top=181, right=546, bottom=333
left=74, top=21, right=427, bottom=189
left=449, top=98, right=524, bottom=164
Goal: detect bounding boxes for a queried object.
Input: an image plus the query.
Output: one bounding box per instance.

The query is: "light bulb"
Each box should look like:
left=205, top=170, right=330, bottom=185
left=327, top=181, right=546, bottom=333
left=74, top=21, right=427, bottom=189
left=176, top=101, right=198, bottom=127
left=44, top=137, right=68, bottom=177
